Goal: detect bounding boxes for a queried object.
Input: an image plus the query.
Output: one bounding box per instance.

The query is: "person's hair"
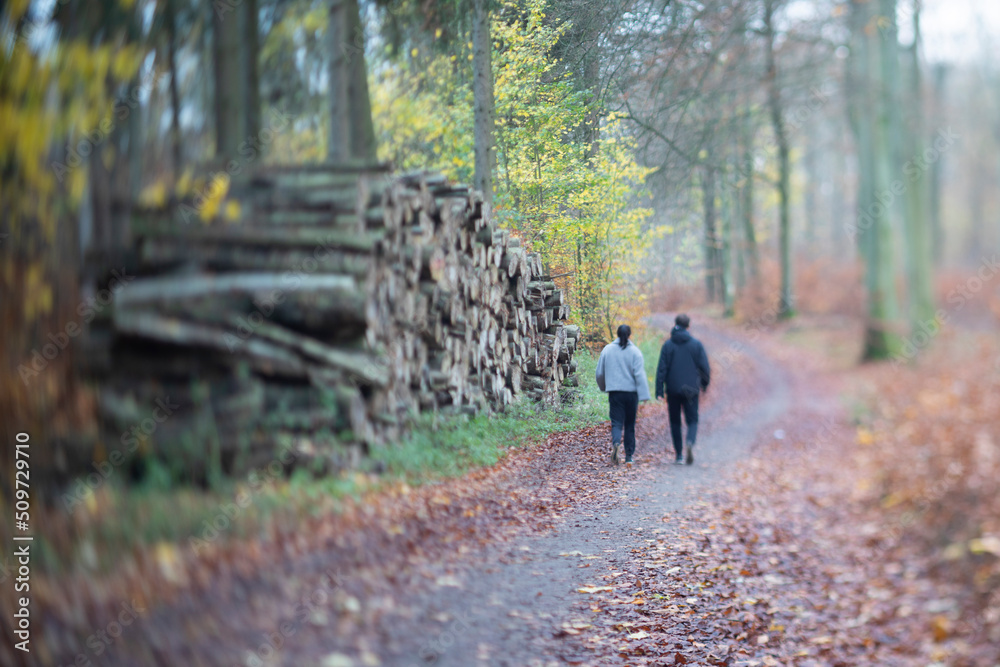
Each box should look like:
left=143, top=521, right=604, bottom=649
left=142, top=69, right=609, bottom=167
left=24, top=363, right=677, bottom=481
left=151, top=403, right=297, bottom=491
left=616, top=324, right=631, bottom=348
left=675, top=313, right=691, bottom=329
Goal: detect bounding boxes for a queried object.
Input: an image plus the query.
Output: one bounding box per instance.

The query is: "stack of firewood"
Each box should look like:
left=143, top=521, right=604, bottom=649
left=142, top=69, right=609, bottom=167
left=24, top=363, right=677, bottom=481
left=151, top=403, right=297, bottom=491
left=84, top=165, right=578, bottom=476
left=361, top=171, right=580, bottom=444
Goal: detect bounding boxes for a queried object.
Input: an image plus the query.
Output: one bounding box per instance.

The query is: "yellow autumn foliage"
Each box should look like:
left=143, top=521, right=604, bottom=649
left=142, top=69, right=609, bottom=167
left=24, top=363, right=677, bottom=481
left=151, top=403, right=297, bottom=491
left=370, top=0, right=654, bottom=341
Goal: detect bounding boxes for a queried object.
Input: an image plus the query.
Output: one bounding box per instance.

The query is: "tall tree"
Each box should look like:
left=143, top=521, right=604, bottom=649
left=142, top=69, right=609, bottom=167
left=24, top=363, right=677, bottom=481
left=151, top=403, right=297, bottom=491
left=899, top=0, right=935, bottom=328
left=472, top=0, right=496, bottom=210
left=848, top=0, right=903, bottom=359
left=763, top=0, right=793, bottom=318
left=928, top=62, right=947, bottom=264
left=720, top=167, right=736, bottom=317
left=741, top=97, right=760, bottom=282
left=702, top=165, right=719, bottom=302
left=243, top=0, right=261, bottom=142
left=213, top=2, right=244, bottom=160
left=165, top=0, right=183, bottom=185
left=328, top=0, right=376, bottom=162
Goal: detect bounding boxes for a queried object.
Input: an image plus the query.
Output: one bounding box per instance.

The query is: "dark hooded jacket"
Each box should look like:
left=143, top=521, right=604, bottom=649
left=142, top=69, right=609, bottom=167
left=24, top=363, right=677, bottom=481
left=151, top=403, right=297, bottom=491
left=655, top=326, right=710, bottom=398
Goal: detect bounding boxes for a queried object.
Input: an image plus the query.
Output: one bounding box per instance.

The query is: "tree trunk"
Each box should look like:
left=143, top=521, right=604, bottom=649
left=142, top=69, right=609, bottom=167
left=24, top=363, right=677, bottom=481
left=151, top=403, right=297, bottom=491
left=242, top=0, right=261, bottom=142
left=127, top=74, right=143, bottom=203
left=121, top=16, right=142, bottom=245
left=764, top=0, right=793, bottom=318
left=733, top=131, right=746, bottom=293
left=929, top=63, right=947, bottom=264
left=721, top=172, right=735, bottom=317
left=328, top=0, right=377, bottom=162
left=741, top=100, right=759, bottom=282
left=868, top=0, right=903, bottom=358
left=847, top=0, right=874, bottom=257
left=327, top=0, right=348, bottom=161
left=899, top=2, right=935, bottom=328
left=166, top=0, right=183, bottom=185
left=702, top=166, right=718, bottom=302
left=803, top=140, right=817, bottom=252
left=849, top=0, right=903, bottom=360
left=213, top=2, right=244, bottom=160
left=472, top=0, right=496, bottom=211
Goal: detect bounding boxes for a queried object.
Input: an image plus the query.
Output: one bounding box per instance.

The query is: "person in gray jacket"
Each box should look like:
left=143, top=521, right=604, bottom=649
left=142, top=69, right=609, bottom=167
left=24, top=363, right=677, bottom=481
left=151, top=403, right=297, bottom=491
left=595, top=324, right=651, bottom=465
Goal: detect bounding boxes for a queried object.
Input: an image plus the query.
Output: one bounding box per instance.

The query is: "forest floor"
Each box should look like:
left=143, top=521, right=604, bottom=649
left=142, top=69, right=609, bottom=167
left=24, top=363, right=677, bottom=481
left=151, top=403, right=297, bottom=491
left=33, top=310, right=1000, bottom=667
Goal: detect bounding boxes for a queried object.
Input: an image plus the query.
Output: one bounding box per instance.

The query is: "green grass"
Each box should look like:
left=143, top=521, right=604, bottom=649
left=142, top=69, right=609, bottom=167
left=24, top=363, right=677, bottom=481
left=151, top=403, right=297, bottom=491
left=369, top=344, right=611, bottom=479
left=637, top=334, right=664, bottom=391
left=368, top=352, right=608, bottom=483
left=369, top=330, right=667, bottom=483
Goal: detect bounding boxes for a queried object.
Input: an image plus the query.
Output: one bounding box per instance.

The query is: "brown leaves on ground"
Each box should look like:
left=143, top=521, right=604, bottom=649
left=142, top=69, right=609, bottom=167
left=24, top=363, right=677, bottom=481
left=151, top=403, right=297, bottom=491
left=11, top=399, right=668, bottom=665
left=9, top=312, right=999, bottom=667
left=555, top=316, right=1000, bottom=666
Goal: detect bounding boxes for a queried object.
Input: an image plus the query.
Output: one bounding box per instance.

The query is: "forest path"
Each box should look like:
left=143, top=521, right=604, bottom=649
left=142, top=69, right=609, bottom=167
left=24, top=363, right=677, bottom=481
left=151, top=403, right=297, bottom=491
left=351, top=319, right=795, bottom=667
left=91, top=316, right=820, bottom=667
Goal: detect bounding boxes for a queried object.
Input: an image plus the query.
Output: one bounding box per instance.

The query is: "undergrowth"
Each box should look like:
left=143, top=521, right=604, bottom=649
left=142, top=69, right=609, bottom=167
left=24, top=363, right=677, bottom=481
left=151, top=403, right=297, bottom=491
left=27, top=331, right=676, bottom=574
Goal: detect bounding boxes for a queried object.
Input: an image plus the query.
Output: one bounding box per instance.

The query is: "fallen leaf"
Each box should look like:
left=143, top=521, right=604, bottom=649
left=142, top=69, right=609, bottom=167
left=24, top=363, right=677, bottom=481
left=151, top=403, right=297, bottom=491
left=968, top=536, right=1000, bottom=556
left=931, top=615, right=951, bottom=642
left=322, top=653, right=355, bottom=667
left=577, top=586, right=615, bottom=594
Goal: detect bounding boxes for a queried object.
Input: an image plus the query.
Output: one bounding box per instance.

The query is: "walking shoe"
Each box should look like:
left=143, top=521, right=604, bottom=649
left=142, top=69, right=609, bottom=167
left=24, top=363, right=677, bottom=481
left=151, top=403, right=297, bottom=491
left=625, top=455, right=633, bottom=464
left=685, top=444, right=694, bottom=465
left=674, top=455, right=684, bottom=465
left=611, top=441, right=620, bottom=465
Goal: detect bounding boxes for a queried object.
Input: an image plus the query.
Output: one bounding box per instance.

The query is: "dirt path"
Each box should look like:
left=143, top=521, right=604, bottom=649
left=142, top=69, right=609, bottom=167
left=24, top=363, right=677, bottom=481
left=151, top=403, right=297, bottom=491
left=69, top=318, right=826, bottom=667
left=349, top=323, right=795, bottom=667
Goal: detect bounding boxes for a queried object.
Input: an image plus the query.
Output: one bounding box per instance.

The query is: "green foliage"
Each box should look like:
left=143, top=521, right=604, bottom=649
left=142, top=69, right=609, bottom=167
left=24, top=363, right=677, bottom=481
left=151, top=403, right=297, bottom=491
left=371, top=51, right=475, bottom=182
left=370, top=0, right=654, bottom=341
left=258, top=1, right=329, bottom=162
left=490, top=2, right=655, bottom=338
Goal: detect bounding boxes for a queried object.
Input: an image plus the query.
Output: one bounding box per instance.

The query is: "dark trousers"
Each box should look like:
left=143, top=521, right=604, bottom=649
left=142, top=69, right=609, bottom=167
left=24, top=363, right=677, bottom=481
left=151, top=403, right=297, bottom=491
left=608, top=391, right=639, bottom=458
left=666, top=392, right=699, bottom=457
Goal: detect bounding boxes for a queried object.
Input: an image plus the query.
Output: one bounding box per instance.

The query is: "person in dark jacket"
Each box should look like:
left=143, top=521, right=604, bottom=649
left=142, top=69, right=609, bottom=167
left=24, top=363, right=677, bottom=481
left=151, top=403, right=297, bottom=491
left=655, top=314, right=710, bottom=465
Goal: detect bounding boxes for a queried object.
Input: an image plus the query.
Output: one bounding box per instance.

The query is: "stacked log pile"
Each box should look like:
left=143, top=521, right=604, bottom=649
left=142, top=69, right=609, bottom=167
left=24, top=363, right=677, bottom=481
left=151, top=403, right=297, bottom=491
left=85, top=165, right=579, bottom=476
left=363, top=172, right=581, bottom=444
